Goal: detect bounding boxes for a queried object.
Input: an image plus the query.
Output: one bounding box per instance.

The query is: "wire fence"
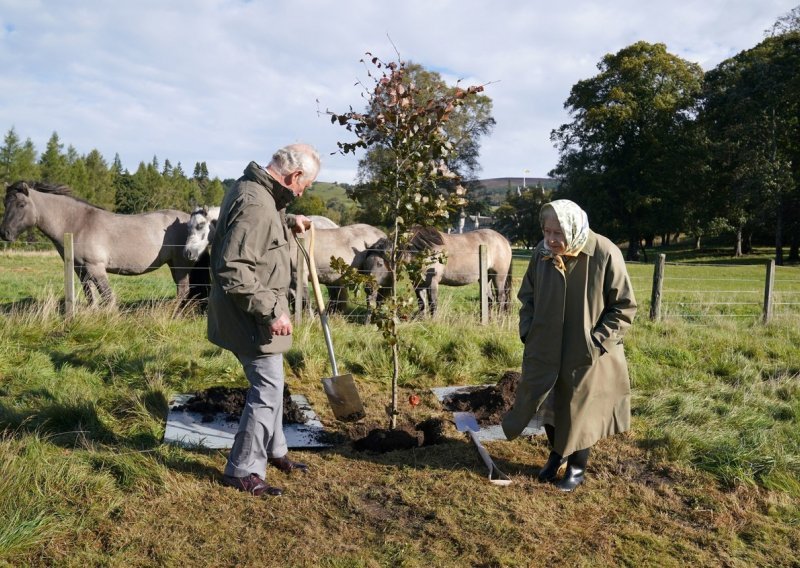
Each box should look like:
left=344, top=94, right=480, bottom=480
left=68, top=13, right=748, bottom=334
left=2, top=241, right=800, bottom=325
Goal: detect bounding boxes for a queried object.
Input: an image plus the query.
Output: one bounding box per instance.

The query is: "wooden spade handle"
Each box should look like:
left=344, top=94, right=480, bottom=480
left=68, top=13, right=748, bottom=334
left=303, top=223, right=339, bottom=376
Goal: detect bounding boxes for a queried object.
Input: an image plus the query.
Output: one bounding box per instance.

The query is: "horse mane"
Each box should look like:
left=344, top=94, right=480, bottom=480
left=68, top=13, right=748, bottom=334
left=409, top=226, right=444, bottom=249
left=7, top=180, right=106, bottom=210
left=368, top=237, right=391, bottom=256
left=8, top=180, right=71, bottom=196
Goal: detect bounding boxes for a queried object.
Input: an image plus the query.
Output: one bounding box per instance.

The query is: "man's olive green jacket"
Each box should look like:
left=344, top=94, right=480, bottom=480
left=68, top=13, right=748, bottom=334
left=207, top=161, right=295, bottom=356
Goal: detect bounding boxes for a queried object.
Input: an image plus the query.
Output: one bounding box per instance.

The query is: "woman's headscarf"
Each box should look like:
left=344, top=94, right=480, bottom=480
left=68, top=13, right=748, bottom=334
left=540, top=199, right=590, bottom=271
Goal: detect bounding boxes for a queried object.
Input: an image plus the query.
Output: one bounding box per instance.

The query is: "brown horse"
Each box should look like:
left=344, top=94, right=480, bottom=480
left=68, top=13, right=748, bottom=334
left=1, top=181, right=194, bottom=305
left=364, top=227, right=513, bottom=316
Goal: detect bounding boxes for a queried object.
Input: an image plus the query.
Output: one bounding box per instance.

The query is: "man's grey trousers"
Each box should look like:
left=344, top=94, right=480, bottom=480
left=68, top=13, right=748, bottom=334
left=224, top=353, right=288, bottom=478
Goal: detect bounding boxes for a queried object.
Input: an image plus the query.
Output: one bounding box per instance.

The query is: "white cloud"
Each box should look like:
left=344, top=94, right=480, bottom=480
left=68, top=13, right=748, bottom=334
left=0, top=0, right=795, bottom=184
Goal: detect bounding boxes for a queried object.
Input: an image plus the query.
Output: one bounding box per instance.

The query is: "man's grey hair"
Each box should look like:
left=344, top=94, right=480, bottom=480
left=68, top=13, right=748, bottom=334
left=269, top=144, right=321, bottom=183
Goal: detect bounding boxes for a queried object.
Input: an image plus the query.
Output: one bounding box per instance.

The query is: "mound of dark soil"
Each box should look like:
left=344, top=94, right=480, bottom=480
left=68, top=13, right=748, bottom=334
left=442, top=370, right=521, bottom=425
left=353, top=427, right=419, bottom=453
left=416, top=417, right=447, bottom=446
left=352, top=417, right=448, bottom=453
left=174, top=385, right=307, bottom=425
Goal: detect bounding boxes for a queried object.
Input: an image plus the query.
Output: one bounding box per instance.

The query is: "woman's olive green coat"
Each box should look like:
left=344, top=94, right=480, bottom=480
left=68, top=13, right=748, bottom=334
left=502, top=230, right=637, bottom=456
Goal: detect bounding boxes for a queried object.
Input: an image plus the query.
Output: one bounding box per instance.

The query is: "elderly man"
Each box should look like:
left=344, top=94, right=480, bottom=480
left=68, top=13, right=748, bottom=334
left=208, top=143, right=319, bottom=497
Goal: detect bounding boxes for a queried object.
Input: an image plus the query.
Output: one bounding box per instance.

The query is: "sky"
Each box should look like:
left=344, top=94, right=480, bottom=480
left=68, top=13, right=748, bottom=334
left=0, top=0, right=797, bottom=184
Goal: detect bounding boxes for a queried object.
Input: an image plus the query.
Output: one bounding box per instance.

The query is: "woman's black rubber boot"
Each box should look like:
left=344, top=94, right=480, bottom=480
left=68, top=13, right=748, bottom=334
left=555, top=447, right=590, bottom=492
left=537, top=450, right=564, bottom=482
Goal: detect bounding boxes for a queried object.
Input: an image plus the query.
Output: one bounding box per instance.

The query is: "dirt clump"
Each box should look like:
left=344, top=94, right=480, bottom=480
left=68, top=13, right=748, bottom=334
left=416, top=417, right=447, bottom=446
left=174, top=385, right=307, bottom=424
left=353, top=427, right=419, bottom=453
left=352, top=417, right=448, bottom=453
left=442, top=370, right=521, bottom=425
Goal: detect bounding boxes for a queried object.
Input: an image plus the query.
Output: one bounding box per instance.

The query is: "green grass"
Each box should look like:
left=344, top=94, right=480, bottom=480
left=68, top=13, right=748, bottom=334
left=0, top=248, right=798, bottom=566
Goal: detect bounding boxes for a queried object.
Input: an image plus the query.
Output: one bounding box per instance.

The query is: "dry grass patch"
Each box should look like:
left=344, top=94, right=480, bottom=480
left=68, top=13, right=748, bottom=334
left=8, top=433, right=796, bottom=567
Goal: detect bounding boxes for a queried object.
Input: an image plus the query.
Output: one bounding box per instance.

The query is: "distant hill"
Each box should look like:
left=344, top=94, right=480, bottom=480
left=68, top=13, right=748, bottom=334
left=306, top=181, right=351, bottom=203
left=308, top=177, right=559, bottom=208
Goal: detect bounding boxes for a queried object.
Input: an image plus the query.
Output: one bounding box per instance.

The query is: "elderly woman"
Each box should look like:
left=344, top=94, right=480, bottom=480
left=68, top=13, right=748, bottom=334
left=502, top=200, right=637, bottom=491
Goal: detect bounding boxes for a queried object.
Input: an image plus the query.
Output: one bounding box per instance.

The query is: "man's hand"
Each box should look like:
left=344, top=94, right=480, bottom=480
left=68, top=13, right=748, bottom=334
left=292, top=214, right=312, bottom=235
left=270, top=312, right=293, bottom=336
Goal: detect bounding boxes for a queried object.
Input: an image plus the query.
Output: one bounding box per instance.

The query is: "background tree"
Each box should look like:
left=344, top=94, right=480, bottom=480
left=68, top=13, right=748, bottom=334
left=493, top=186, right=551, bottom=248
left=702, top=30, right=799, bottom=261
left=115, top=161, right=163, bottom=213
left=39, top=132, right=69, bottom=185
left=288, top=194, right=327, bottom=216
left=767, top=5, right=800, bottom=36
left=352, top=61, right=494, bottom=226
left=325, top=196, right=357, bottom=225
left=64, top=144, right=91, bottom=199
left=329, top=52, right=486, bottom=428
left=84, top=149, right=114, bottom=209
left=550, top=42, right=705, bottom=259
left=202, top=178, right=225, bottom=207
left=0, top=127, right=39, bottom=184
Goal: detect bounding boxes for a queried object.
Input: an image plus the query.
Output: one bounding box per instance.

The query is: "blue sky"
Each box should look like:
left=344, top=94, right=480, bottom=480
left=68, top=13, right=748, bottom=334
left=0, top=0, right=796, bottom=183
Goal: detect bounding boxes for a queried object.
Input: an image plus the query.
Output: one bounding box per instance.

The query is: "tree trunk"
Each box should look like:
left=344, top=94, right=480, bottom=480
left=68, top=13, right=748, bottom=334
left=789, top=232, right=799, bottom=262
left=774, top=199, right=784, bottom=266
left=694, top=235, right=701, bottom=250
left=626, top=236, right=640, bottom=261
left=390, top=341, right=399, bottom=430
left=734, top=227, right=743, bottom=257
left=743, top=229, right=753, bottom=255
left=388, top=225, right=400, bottom=431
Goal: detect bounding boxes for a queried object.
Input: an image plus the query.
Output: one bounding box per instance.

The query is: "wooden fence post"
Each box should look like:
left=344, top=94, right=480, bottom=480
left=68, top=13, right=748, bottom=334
left=763, top=259, right=775, bottom=324
left=649, top=253, right=665, bottom=321
left=295, top=236, right=307, bottom=325
left=63, top=232, right=76, bottom=318
left=479, top=244, right=488, bottom=325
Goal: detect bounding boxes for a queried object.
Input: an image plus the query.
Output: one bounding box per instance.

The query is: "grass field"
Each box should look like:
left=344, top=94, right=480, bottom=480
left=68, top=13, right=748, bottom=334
left=0, top=244, right=798, bottom=567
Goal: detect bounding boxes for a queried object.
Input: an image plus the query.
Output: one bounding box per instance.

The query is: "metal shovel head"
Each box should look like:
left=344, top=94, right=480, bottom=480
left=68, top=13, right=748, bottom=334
left=453, top=411, right=480, bottom=433
left=454, top=411, right=513, bottom=486
left=321, top=373, right=365, bottom=422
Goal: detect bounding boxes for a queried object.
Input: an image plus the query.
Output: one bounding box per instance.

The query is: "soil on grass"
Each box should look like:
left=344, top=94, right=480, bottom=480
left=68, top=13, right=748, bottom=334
left=441, top=370, right=521, bottom=425
left=352, top=417, right=448, bottom=453
left=174, top=385, right=307, bottom=424
left=350, top=371, right=521, bottom=453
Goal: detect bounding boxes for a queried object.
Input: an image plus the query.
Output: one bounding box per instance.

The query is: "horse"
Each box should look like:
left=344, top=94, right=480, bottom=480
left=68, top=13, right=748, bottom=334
left=1, top=180, right=195, bottom=305
left=289, top=223, right=387, bottom=313
left=183, top=210, right=337, bottom=262
left=183, top=205, right=221, bottom=262
left=364, top=227, right=513, bottom=316
left=307, top=215, right=339, bottom=229
left=181, top=206, right=221, bottom=309
left=180, top=208, right=347, bottom=311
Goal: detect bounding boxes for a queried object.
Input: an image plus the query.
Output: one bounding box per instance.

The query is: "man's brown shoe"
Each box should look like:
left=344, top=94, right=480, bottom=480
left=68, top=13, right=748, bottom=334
left=268, top=456, right=309, bottom=474
left=222, top=473, right=282, bottom=496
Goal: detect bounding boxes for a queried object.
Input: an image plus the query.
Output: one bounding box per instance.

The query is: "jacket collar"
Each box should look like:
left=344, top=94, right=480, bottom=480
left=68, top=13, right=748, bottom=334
left=241, top=161, right=295, bottom=210
left=581, top=230, right=597, bottom=256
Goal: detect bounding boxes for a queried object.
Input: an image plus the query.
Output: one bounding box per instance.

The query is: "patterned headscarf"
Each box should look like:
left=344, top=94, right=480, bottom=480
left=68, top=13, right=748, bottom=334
left=540, top=200, right=590, bottom=271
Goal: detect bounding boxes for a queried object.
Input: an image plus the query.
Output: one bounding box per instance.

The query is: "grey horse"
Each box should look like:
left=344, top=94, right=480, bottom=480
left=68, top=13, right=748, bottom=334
left=289, top=223, right=386, bottom=313
left=1, top=180, right=194, bottom=305
left=363, top=227, right=513, bottom=316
